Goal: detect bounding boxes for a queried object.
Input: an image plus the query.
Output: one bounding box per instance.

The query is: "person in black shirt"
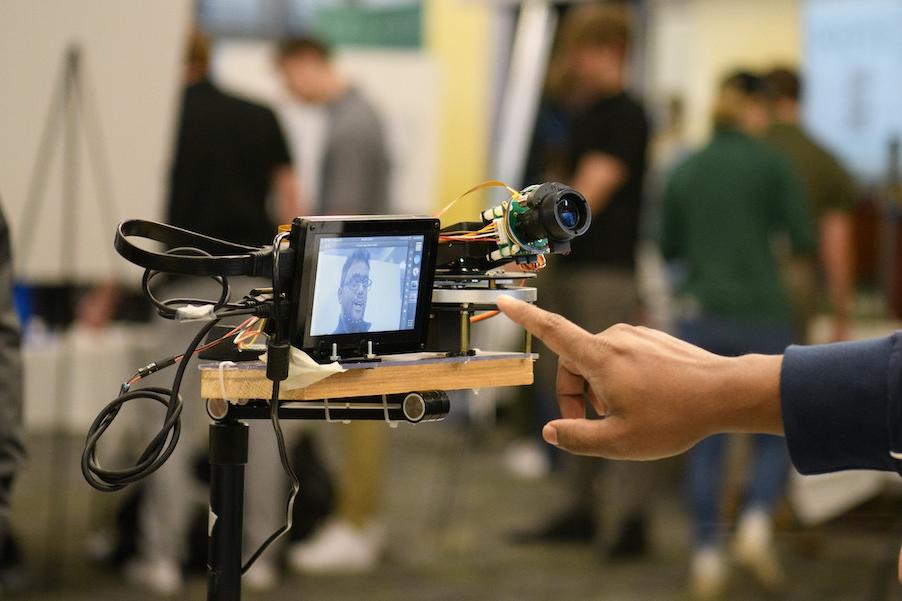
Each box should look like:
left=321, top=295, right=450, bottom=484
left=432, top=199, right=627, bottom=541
left=517, top=5, right=652, bottom=558
left=167, top=28, right=299, bottom=244
left=166, top=77, right=298, bottom=246
left=566, top=92, right=648, bottom=269
left=78, top=29, right=301, bottom=326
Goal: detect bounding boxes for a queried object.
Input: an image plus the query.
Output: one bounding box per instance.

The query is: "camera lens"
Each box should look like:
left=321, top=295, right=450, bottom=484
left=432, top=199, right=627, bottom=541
left=556, top=196, right=581, bottom=230
left=514, top=183, right=591, bottom=244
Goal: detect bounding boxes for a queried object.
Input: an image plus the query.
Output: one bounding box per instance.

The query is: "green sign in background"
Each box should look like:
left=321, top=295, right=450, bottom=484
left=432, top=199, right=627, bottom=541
left=314, top=4, right=423, bottom=49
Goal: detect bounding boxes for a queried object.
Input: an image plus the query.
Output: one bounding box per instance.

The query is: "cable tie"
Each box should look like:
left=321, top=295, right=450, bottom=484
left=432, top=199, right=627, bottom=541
left=324, top=398, right=334, bottom=423
left=217, top=361, right=237, bottom=405
left=342, top=401, right=351, bottom=424
left=382, top=394, right=398, bottom=429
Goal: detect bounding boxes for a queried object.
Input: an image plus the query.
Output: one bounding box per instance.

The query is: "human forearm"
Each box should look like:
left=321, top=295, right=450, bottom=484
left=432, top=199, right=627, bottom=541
left=273, top=166, right=303, bottom=223
left=571, top=152, right=625, bottom=215
left=717, top=354, right=784, bottom=436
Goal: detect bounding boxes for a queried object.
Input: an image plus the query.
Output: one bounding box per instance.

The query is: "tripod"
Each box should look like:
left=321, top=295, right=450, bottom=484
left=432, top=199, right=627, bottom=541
left=18, top=43, right=119, bottom=582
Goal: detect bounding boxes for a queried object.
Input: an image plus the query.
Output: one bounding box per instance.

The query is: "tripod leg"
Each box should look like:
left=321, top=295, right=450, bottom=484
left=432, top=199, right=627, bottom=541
left=18, top=51, right=69, bottom=270
left=73, top=56, right=122, bottom=270
left=208, top=419, right=248, bottom=601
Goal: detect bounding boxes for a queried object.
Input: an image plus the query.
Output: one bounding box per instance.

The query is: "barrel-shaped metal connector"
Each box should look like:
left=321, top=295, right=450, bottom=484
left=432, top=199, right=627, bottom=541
left=402, top=391, right=450, bottom=423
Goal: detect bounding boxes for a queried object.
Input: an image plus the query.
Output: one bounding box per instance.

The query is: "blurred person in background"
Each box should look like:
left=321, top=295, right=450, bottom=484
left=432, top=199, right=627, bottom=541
left=277, top=36, right=388, bottom=216
left=636, top=95, right=691, bottom=335
left=274, top=35, right=390, bottom=575
left=515, top=4, right=652, bottom=560
left=80, top=27, right=301, bottom=595
left=660, top=71, right=815, bottom=600
left=764, top=67, right=857, bottom=343
left=0, top=202, right=24, bottom=595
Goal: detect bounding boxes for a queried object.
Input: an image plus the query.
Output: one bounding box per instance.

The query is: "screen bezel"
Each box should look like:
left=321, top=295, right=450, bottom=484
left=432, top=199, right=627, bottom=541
left=289, top=216, right=440, bottom=361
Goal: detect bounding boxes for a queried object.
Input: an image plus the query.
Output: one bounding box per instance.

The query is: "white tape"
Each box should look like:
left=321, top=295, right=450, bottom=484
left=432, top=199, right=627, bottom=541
left=260, top=347, right=345, bottom=391
left=175, top=304, right=216, bottom=322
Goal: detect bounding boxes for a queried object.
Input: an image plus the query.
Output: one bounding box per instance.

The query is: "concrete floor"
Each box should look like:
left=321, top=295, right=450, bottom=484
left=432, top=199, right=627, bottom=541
left=8, top=424, right=902, bottom=601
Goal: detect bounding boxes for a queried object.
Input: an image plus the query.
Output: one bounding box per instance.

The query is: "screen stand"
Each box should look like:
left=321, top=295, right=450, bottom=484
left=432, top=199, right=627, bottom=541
left=325, top=340, right=384, bottom=364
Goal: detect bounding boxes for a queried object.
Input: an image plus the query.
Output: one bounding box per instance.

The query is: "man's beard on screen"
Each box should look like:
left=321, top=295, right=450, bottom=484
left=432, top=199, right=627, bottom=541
left=349, top=288, right=367, bottom=321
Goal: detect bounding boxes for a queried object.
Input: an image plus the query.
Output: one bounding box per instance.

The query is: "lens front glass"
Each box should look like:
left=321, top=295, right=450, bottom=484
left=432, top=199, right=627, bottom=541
left=556, top=197, right=580, bottom=230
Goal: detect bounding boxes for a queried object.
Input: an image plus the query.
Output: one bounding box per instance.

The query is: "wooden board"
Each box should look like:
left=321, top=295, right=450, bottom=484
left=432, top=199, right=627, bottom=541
left=200, top=352, right=534, bottom=401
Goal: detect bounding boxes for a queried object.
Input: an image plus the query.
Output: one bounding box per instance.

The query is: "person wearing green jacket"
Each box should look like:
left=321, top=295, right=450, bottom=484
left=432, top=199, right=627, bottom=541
left=660, top=71, right=815, bottom=600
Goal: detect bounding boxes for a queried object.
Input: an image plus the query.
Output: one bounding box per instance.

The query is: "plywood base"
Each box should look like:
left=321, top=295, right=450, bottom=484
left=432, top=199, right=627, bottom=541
left=200, top=352, right=534, bottom=401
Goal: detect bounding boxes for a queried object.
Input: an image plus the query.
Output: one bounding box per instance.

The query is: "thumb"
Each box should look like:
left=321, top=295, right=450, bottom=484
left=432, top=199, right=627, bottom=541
left=543, top=418, right=622, bottom=458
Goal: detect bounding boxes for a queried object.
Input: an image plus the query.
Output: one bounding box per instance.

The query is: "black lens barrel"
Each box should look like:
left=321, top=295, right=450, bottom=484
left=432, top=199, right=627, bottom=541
left=515, top=183, right=591, bottom=243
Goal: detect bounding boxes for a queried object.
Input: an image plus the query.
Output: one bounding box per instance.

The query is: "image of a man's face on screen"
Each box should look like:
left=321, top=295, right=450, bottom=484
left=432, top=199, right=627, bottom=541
left=335, top=249, right=373, bottom=335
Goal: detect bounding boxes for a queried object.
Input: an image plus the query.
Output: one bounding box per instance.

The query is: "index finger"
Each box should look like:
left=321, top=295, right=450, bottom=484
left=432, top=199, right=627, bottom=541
left=496, top=295, right=594, bottom=361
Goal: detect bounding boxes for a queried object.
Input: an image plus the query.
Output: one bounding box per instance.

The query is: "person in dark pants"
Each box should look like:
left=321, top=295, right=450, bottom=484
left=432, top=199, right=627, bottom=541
left=78, top=27, right=300, bottom=596
left=660, top=71, right=815, bottom=599
left=140, top=28, right=299, bottom=596
left=275, top=36, right=390, bottom=575
left=518, top=4, right=652, bottom=559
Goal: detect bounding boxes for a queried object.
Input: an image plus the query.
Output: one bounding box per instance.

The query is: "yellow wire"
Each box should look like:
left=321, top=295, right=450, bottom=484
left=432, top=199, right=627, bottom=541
left=435, top=180, right=520, bottom=222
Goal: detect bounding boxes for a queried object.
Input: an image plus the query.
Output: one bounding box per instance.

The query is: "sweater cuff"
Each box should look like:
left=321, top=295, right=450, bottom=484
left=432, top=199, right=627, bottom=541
left=780, top=333, right=900, bottom=475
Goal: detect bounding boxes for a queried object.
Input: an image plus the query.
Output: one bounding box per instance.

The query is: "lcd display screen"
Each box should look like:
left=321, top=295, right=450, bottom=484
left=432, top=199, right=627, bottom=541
left=309, top=234, right=425, bottom=337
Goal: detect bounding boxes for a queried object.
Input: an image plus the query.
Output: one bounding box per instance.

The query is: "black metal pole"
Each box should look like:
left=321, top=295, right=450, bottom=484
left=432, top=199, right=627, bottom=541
left=208, top=418, right=248, bottom=601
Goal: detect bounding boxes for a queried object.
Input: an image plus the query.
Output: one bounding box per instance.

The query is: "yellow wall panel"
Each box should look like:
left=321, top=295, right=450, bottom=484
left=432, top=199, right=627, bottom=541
left=425, top=0, right=492, bottom=219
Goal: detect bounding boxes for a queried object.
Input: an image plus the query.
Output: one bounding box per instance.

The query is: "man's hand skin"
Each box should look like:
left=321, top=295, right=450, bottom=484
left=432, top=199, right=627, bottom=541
left=496, top=295, right=784, bottom=460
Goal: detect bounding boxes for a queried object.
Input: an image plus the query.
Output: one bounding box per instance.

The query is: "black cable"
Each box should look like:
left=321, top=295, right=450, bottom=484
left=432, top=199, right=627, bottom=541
left=81, top=318, right=220, bottom=491
left=240, top=231, right=297, bottom=573
left=141, top=247, right=233, bottom=319
left=240, top=379, right=300, bottom=574
left=82, top=228, right=292, bottom=564
left=270, top=232, right=289, bottom=341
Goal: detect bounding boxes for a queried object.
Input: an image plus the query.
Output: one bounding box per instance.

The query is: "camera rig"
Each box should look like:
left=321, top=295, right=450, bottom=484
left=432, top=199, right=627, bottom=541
left=80, top=180, right=590, bottom=600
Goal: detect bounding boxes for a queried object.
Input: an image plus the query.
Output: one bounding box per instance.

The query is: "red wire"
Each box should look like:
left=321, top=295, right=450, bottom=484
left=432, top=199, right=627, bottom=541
left=172, top=317, right=256, bottom=363
left=125, top=317, right=259, bottom=387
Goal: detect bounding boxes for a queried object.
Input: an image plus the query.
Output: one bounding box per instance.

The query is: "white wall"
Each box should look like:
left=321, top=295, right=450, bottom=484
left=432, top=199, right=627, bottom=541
left=0, top=1, right=191, bottom=282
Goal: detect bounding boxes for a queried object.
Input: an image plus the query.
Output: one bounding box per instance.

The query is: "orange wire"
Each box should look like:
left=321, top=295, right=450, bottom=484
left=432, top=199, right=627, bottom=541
left=469, top=310, right=500, bottom=324
left=435, top=180, right=520, bottom=221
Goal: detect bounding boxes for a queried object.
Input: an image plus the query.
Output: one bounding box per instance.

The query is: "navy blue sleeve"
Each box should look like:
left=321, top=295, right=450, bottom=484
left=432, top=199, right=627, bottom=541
left=780, top=331, right=902, bottom=475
